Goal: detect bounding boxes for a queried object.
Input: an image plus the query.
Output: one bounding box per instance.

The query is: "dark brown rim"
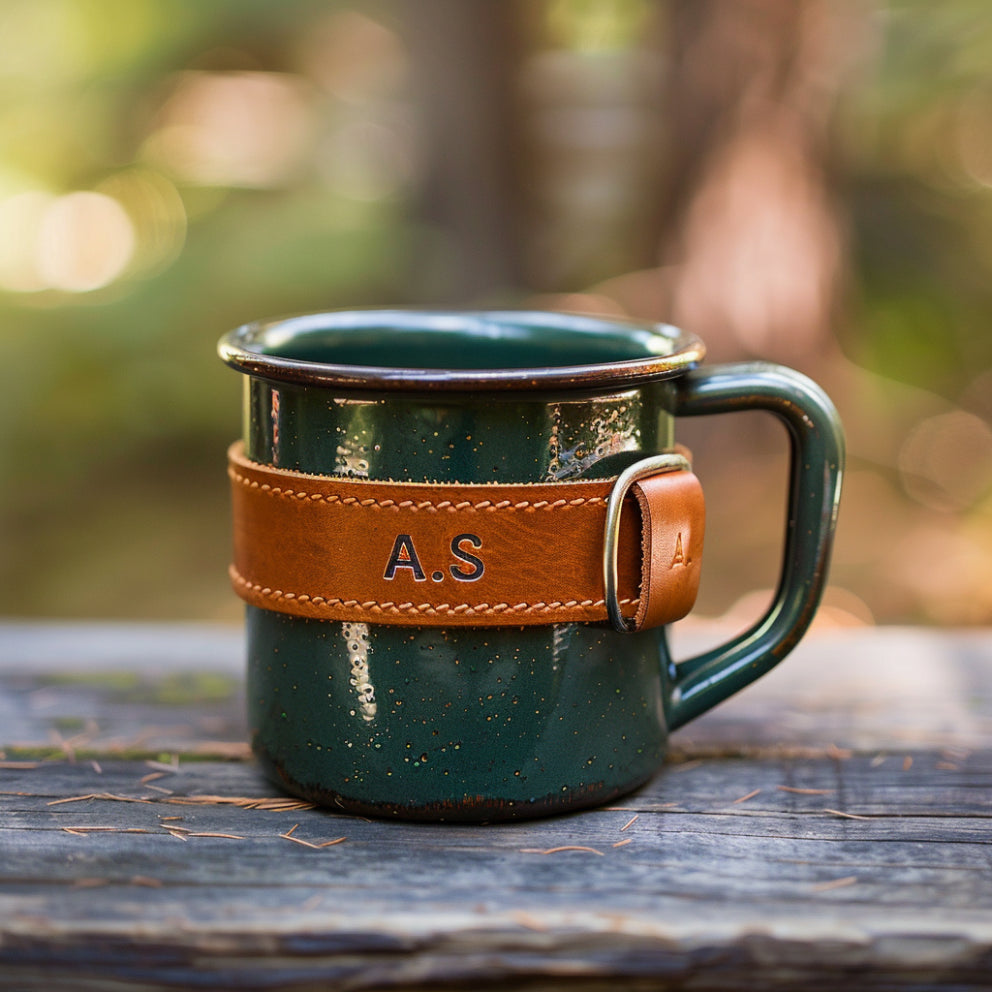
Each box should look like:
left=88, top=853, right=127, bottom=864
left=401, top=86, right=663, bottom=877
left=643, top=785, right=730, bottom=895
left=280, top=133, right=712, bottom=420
left=217, top=309, right=705, bottom=392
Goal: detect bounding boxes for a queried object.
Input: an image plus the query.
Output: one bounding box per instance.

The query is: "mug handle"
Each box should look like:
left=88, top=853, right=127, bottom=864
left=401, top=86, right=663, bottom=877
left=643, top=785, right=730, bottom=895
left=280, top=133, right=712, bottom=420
left=664, top=362, right=845, bottom=731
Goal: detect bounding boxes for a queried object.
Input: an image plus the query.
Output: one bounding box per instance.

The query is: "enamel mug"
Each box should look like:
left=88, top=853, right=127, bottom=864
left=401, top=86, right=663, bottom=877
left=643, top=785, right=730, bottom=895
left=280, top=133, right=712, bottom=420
left=219, top=310, right=843, bottom=821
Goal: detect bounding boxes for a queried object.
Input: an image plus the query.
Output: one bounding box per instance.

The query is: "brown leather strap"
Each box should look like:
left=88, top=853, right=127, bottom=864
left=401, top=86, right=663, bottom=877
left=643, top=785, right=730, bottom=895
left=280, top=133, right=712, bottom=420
left=228, top=442, right=704, bottom=630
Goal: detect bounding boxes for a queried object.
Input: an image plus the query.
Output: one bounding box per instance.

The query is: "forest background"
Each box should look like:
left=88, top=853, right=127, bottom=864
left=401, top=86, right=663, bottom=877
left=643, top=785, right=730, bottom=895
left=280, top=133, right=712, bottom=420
left=1, top=0, right=990, bottom=629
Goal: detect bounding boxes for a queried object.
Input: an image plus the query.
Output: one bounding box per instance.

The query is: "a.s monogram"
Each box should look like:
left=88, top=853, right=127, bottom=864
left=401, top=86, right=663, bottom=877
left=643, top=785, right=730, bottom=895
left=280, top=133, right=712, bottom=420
left=383, top=533, right=484, bottom=583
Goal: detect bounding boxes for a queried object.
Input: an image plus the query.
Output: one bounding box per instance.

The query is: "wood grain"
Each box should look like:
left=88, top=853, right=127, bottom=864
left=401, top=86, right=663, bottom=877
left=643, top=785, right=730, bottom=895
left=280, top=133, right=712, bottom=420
left=2, top=623, right=992, bottom=990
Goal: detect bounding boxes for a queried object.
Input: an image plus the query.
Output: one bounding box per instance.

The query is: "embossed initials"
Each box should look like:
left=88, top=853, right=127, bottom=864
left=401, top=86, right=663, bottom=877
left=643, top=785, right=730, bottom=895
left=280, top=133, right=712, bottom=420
left=383, top=533, right=484, bottom=583
left=672, top=532, right=686, bottom=567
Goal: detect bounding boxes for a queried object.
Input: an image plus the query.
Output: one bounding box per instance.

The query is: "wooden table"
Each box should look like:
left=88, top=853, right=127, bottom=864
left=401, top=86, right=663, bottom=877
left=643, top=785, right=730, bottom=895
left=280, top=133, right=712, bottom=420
left=2, top=622, right=991, bottom=990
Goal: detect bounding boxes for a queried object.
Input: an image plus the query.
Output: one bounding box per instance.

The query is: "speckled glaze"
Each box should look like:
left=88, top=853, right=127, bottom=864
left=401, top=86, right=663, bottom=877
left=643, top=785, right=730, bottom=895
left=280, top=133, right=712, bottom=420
left=219, top=310, right=844, bottom=821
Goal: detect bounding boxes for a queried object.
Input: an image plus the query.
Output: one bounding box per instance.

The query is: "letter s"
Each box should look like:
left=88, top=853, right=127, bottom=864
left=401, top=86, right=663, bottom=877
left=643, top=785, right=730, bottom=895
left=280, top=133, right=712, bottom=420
left=449, top=534, right=484, bottom=581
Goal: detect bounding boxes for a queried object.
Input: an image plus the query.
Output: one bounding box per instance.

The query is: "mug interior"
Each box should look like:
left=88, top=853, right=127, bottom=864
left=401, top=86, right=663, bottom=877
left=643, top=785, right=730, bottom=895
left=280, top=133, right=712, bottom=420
left=219, top=310, right=704, bottom=391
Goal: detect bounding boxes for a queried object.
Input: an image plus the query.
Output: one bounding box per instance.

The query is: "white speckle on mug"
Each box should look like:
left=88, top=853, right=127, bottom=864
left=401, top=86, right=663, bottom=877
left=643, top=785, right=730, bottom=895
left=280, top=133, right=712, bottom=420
left=342, top=620, right=376, bottom=723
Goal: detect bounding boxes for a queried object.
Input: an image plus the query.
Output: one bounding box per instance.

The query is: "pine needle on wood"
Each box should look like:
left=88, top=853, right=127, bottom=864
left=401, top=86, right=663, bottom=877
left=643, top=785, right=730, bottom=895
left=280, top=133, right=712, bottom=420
left=823, top=808, right=872, bottom=821
left=279, top=829, right=347, bottom=849
left=520, top=846, right=605, bottom=856
left=165, top=795, right=316, bottom=811
left=811, top=875, right=858, bottom=893
left=47, top=793, right=153, bottom=807
left=731, top=788, right=761, bottom=804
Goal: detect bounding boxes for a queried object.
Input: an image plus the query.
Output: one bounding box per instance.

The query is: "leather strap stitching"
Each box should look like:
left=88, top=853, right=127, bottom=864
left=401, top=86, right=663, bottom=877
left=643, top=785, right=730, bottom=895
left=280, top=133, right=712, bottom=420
left=229, top=465, right=609, bottom=510
left=230, top=566, right=638, bottom=616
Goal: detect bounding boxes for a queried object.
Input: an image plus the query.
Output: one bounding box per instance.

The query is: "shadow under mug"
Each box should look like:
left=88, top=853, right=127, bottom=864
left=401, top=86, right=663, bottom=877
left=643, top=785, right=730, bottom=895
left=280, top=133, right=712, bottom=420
left=219, top=310, right=844, bottom=821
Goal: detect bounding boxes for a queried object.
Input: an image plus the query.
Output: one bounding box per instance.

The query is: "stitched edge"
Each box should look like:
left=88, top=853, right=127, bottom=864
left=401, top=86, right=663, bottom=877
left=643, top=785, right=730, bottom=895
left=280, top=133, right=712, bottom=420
left=229, top=566, right=638, bottom=617
left=229, top=465, right=610, bottom=510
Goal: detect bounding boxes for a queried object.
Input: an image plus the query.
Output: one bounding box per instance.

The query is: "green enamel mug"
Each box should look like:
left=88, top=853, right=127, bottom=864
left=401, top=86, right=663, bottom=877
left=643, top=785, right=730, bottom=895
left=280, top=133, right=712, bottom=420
left=219, top=309, right=843, bottom=821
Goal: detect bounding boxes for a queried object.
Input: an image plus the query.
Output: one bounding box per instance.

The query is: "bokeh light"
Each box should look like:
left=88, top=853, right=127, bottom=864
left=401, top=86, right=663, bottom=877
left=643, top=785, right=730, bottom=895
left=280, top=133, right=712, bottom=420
left=0, top=191, right=54, bottom=293
left=318, top=120, right=418, bottom=202
left=898, top=410, right=992, bottom=513
left=0, top=189, right=136, bottom=294
left=97, top=168, right=187, bottom=277
left=296, top=10, right=409, bottom=103
left=37, top=192, right=136, bottom=293
left=144, top=70, right=316, bottom=189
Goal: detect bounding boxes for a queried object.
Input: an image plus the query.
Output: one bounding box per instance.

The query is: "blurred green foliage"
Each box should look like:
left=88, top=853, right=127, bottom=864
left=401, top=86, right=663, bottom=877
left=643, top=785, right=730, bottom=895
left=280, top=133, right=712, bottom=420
left=0, top=0, right=990, bottom=623
left=844, top=2, right=992, bottom=398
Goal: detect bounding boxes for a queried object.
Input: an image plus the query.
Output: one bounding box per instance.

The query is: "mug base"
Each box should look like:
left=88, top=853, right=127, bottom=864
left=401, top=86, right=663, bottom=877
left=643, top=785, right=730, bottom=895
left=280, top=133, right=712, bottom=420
left=254, top=743, right=659, bottom=823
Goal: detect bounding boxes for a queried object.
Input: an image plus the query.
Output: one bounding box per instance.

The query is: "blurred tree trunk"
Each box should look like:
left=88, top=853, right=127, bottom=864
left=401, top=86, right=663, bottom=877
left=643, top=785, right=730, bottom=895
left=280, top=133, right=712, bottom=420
left=401, top=0, right=526, bottom=302
left=657, top=0, right=867, bottom=363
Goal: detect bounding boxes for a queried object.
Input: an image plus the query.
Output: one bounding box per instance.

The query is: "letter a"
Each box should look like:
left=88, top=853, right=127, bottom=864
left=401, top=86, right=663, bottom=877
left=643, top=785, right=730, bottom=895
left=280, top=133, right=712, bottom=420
left=383, top=534, right=426, bottom=581
left=671, top=533, right=686, bottom=567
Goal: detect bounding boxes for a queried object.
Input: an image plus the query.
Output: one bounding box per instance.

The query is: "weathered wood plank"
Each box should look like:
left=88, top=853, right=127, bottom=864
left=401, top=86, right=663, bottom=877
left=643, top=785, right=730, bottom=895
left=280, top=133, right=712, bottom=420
left=2, top=751, right=992, bottom=990
left=0, top=623, right=246, bottom=759
left=2, top=623, right=992, bottom=990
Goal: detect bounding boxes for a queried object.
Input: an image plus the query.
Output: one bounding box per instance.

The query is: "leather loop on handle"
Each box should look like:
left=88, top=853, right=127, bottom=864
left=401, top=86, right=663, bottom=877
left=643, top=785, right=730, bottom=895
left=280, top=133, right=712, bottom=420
left=228, top=442, right=704, bottom=629
left=633, top=473, right=704, bottom=632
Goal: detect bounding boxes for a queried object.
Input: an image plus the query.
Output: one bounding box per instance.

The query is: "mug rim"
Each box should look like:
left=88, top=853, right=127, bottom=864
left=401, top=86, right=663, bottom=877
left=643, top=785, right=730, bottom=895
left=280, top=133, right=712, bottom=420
left=218, top=309, right=706, bottom=392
